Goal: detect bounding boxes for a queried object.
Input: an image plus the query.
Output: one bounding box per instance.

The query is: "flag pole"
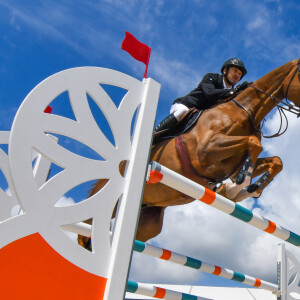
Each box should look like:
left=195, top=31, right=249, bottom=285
left=143, top=50, right=151, bottom=78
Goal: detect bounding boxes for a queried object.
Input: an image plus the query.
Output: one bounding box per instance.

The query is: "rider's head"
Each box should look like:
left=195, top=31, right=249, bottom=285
left=221, top=58, right=247, bottom=86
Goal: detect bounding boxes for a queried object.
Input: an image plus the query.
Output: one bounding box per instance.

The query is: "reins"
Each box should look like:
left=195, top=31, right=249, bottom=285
left=233, top=58, right=300, bottom=138
left=231, top=98, right=261, bottom=134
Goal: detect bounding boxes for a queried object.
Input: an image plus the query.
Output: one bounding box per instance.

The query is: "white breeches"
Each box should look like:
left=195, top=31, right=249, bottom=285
left=170, top=103, right=189, bottom=121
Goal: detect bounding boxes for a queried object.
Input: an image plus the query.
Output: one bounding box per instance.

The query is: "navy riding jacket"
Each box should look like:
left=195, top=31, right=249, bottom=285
left=173, top=73, right=235, bottom=110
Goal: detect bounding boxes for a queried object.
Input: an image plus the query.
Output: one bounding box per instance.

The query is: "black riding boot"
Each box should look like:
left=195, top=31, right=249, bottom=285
left=154, top=114, right=178, bottom=133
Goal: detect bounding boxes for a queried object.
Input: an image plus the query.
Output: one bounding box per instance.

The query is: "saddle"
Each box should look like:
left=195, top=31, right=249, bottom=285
left=153, top=108, right=202, bottom=145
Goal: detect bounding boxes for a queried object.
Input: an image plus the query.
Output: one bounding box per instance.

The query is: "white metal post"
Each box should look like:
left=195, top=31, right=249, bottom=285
left=103, top=78, right=161, bottom=300
left=278, top=243, right=287, bottom=300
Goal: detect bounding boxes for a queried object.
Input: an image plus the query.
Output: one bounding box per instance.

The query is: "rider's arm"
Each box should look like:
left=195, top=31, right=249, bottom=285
left=200, top=73, right=235, bottom=102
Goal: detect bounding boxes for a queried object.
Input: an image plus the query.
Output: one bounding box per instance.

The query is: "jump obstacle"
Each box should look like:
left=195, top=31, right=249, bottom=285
left=127, top=280, right=212, bottom=300
left=64, top=221, right=279, bottom=294
left=0, top=67, right=300, bottom=300
left=3, top=151, right=295, bottom=300
left=147, top=162, right=300, bottom=247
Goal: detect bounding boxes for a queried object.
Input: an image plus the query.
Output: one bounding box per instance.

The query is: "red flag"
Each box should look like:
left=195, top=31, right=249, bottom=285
left=121, top=31, right=151, bottom=78
left=44, top=106, right=53, bottom=114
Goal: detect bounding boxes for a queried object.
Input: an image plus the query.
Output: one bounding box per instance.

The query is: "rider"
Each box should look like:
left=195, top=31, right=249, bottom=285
left=154, top=57, right=249, bottom=133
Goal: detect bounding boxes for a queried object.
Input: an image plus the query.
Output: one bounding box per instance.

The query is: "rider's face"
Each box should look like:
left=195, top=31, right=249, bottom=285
left=225, top=67, right=243, bottom=86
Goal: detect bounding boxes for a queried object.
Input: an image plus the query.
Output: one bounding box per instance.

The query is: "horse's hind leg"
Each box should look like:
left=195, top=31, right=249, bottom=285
left=136, top=206, right=166, bottom=242
left=227, top=156, right=283, bottom=202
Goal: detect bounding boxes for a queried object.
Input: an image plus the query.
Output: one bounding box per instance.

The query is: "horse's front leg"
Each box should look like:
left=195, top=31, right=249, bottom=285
left=212, top=135, right=262, bottom=201
left=246, top=156, right=283, bottom=198
left=217, top=155, right=255, bottom=201
left=225, top=156, right=283, bottom=202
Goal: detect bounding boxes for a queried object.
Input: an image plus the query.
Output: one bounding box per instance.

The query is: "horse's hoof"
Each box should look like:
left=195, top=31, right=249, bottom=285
left=236, top=156, right=254, bottom=185
left=247, top=183, right=259, bottom=193
left=252, top=191, right=262, bottom=199
left=247, top=170, right=270, bottom=193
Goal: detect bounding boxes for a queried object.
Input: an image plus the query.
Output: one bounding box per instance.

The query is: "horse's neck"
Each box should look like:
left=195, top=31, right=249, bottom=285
left=237, top=60, right=296, bottom=125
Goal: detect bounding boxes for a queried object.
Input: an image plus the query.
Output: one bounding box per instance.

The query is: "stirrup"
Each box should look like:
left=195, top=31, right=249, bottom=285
left=247, top=170, right=271, bottom=193
left=236, top=155, right=255, bottom=185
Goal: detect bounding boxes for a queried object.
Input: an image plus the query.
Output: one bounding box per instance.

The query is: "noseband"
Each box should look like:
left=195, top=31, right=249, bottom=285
left=234, top=58, right=300, bottom=138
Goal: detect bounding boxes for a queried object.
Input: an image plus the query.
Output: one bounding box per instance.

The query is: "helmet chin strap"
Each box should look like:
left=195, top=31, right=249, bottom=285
left=223, top=73, right=234, bottom=87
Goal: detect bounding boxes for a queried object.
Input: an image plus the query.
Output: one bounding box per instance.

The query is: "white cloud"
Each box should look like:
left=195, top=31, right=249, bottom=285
left=0, top=1, right=119, bottom=61
left=247, top=17, right=267, bottom=31
left=129, top=200, right=280, bottom=285
left=55, top=195, right=76, bottom=207
left=151, top=54, right=202, bottom=98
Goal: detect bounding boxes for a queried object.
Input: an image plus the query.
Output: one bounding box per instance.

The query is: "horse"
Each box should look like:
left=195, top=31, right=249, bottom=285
left=79, top=58, right=300, bottom=247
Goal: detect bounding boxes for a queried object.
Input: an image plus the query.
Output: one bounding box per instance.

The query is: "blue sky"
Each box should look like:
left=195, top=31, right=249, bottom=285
left=1, top=0, right=300, bottom=127
left=1, top=0, right=300, bottom=293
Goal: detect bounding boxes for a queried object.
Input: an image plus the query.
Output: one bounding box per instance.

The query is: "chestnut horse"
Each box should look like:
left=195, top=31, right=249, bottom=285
left=79, top=59, right=300, bottom=247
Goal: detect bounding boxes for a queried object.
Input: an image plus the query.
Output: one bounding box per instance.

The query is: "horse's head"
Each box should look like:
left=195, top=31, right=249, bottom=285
left=233, top=59, right=300, bottom=137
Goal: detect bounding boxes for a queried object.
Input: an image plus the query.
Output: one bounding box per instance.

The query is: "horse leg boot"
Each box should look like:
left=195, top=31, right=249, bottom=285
left=232, top=173, right=270, bottom=201
left=235, top=155, right=255, bottom=185
left=230, top=156, right=283, bottom=201
left=247, top=156, right=283, bottom=199
left=219, top=156, right=255, bottom=200
left=247, top=171, right=270, bottom=193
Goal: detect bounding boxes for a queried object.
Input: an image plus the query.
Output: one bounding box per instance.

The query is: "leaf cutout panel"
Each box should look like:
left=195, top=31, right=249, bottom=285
left=4, top=67, right=160, bottom=283
left=287, top=248, right=300, bottom=299
left=47, top=90, right=76, bottom=121
left=0, top=143, right=8, bottom=154
left=0, top=166, right=8, bottom=191
left=45, top=162, right=65, bottom=181
left=54, top=179, right=104, bottom=207
left=46, top=132, right=106, bottom=161
left=86, top=93, right=116, bottom=147
left=0, top=131, right=18, bottom=221
left=99, top=84, right=128, bottom=109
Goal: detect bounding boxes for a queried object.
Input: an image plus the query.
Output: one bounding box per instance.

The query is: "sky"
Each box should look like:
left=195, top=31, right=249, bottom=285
left=1, top=0, right=300, bottom=294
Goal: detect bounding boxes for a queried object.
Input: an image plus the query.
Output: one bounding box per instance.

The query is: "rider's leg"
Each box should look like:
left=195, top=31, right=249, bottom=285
left=154, top=103, right=189, bottom=132
left=154, top=114, right=178, bottom=132
left=170, top=103, right=189, bottom=121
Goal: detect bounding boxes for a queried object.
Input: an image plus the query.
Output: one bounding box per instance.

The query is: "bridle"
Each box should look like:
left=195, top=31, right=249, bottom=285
left=233, top=58, right=300, bottom=138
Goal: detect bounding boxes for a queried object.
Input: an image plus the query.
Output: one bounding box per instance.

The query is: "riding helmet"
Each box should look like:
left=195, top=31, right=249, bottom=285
left=221, top=58, right=247, bottom=78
